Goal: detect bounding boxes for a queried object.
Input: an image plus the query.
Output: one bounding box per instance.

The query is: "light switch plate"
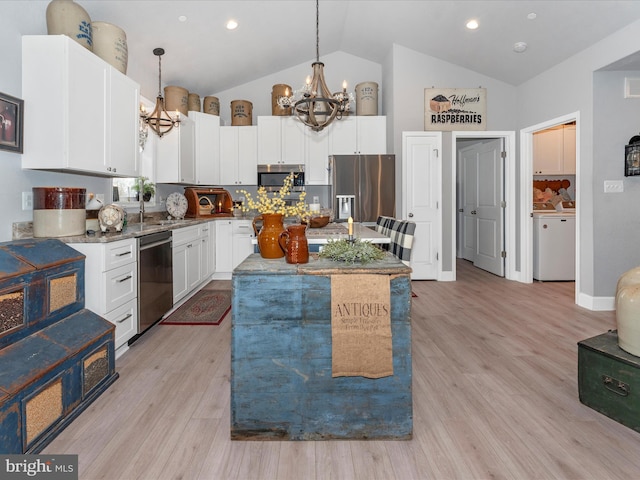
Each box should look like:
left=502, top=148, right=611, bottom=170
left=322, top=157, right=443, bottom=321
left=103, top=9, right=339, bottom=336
left=604, top=180, right=623, bottom=193
left=22, top=192, right=33, bottom=210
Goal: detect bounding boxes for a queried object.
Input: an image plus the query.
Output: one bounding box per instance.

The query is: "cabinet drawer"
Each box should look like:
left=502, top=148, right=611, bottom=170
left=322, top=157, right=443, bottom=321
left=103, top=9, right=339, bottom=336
left=232, top=221, right=254, bottom=236
left=104, top=264, right=137, bottom=313
left=172, top=225, right=200, bottom=246
left=104, top=298, right=137, bottom=349
left=104, top=239, right=136, bottom=271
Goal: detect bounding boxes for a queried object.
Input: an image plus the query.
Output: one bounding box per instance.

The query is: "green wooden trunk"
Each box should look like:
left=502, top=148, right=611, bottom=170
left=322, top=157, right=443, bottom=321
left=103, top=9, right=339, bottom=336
left=578, top=330, right=640, bottom=432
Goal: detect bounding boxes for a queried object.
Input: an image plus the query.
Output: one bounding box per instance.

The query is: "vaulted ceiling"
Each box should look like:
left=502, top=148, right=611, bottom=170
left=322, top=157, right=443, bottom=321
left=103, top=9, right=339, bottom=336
left=10, top=1, right=640, bottom=98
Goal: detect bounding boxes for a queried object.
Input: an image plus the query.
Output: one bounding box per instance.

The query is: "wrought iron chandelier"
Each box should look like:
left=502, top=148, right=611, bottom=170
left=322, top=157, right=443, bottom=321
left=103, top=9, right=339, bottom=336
left=277, top=0, right=352, bottom=132
left=141, top=48, right=180, bottom=138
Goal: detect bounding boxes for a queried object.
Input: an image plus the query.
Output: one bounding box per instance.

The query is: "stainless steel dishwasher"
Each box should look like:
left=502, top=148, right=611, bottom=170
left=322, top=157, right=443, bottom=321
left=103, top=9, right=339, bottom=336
left=136, top=230, right=173, bottom=336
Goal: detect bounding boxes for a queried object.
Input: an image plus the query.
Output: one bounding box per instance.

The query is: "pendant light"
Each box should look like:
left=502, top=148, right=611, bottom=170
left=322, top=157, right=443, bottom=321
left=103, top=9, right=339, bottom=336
left=277, top=0, right=350, bottom=132
left=142, top=48, right=179, bottom=138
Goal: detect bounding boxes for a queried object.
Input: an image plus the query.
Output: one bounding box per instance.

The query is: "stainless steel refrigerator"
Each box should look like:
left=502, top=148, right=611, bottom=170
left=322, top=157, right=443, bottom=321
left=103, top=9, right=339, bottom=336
left=330, top=154, right=395, bottom=223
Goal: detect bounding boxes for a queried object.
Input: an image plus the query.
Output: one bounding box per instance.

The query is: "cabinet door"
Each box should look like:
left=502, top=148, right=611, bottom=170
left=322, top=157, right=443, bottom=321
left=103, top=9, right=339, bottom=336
left=232, top=221, right=255, bottom=269
left=193, top=112, right=220, bottom=185
left=200, top=223, right=212, bottom=281
left=208, top=221, right=216, bottom=276
left=306, top=127, right=330, bottom=184
left=186, top=241, right=202, bottom=292
left=563, top=124, right=576, bottom=174
left=219, top=127, right=239, bottom=185
left=533, top=126, right=563, bottom=175
left=282, top=117, right=306, bottom=164
left=329, top=117, right=357, bottom=154
left=356, top=116, right=387, bottom=154
left=68, top=40, right=108, bottom=173
left=258, top=116, right=282, bottom=165
left=157, top=117, right=195, bottom=183
left=237, top=126, right=258, bottom=185
left=108, top=69, right=139, bottom=177
left=215, top=221, right=233, bottom=273
left=172, top=243, right=189, bottom=303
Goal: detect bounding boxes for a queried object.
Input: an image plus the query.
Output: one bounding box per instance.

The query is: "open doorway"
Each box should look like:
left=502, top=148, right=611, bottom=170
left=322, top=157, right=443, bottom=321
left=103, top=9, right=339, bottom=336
left=449, top=131, right=517, bottom=282
left=520, top=112, right=580, bottom=303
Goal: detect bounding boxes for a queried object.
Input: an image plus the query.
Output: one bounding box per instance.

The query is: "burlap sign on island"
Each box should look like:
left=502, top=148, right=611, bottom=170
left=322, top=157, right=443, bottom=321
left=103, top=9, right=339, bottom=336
left=331, top=274, right=393, bottom=378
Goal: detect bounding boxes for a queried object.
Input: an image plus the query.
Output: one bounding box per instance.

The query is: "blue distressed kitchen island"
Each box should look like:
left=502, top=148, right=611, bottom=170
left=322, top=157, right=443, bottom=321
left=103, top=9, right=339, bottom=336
left=230, top=252, right=413, bottom=440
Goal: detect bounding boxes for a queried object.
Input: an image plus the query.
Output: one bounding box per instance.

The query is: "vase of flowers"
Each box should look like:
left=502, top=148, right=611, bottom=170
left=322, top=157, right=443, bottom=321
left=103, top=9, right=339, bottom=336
left=238, top=172, right=310, bottom=259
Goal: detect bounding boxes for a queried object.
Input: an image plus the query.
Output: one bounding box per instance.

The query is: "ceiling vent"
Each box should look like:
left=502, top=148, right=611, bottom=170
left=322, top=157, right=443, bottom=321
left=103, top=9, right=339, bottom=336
left=624, top=78, right=640, bottom=98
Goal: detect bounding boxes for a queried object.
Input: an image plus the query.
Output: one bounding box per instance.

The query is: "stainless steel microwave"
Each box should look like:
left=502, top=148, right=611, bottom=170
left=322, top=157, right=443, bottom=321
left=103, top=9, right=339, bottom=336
left=257, top=164, right=305, bottom=191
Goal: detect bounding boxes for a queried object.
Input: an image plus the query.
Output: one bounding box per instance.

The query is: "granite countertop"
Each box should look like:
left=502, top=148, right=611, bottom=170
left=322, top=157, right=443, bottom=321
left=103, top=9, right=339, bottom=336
left=252, top=222, right=390, bottom=245
left=12, top=214, right=253, bottom=244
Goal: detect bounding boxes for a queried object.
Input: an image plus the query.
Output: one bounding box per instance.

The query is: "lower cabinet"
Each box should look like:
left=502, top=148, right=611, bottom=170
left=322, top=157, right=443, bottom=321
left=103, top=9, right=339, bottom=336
left=172, top=225, right=202, bottom=304
left=213, top=219, right=254, bottom=279
left=68, top=239, right=138, bottom=358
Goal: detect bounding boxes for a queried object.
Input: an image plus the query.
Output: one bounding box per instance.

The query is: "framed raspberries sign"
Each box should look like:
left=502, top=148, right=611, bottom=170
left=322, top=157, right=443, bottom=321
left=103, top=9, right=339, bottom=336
left=424, top=88, right=486, bottom=131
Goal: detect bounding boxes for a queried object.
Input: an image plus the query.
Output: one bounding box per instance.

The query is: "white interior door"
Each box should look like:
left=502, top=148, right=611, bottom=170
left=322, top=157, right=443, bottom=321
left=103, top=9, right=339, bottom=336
left=460, top=146, right=477, bottom=262
left=457, top=139, right=504, bottom=277
left=403, top=133, right=441, bottom=280
left=474, top=139, right=504, bottom=276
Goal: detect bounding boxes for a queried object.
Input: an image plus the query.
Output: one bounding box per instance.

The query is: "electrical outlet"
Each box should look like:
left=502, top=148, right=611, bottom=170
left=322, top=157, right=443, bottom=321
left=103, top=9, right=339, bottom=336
left=604, top=180, right=624, bottom=193
left=22, top=192, right=33, bottom=210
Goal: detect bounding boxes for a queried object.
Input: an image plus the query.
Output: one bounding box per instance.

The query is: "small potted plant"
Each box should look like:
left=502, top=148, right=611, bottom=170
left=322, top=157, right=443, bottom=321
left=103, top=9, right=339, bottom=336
left=132, top=176, right=155, bottom=202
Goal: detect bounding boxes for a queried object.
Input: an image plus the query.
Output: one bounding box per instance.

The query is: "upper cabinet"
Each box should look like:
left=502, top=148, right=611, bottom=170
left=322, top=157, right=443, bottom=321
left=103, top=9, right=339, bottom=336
left=156, top=112, right=220, bottom=185
left=21, top=35, right=139, bottom=177
left=156, top=115, right=195, bottom=184
left=533, top=123, right=576, bottom=175
left=329, top=116, right=387, bottom=155
left=220, top=126, right=257, bottom=185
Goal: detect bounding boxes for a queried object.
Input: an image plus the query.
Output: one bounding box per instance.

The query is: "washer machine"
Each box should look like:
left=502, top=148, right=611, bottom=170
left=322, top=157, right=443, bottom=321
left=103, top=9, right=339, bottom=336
left=533, top=211, right=576, bottom=281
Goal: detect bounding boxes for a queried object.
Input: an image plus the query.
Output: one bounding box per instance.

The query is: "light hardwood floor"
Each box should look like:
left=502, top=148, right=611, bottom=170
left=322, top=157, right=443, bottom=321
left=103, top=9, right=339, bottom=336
left=44, top=261, right=640, bottom=479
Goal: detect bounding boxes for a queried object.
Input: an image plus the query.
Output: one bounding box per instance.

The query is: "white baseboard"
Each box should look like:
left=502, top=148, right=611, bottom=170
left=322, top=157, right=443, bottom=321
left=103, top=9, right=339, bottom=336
left=578, top=292, right=615, bottom=311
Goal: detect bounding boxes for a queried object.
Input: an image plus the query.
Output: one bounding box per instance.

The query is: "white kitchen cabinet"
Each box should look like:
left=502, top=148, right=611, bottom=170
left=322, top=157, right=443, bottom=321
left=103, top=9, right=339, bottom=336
left=533, top=123, right=576, bottom=175
left=21, top=35, right=139, bottom=177
left=305, top=127, right=330, bottom=184
left=329, top=116, right=387, bottom=155
left=257, top=116, right=306, bottom=166
left=213, top=219, right=254, bottom=279
left=69, top=239, right=138, bottom=358
left=200, top=222, right=214, bottom=281
left=220, top=126, right=258, bottom=185
left=156, top=115, right=196, bottom=184
left=172, top=225, right=203, bottom=303
left=192, top=112, right=221, bottom=185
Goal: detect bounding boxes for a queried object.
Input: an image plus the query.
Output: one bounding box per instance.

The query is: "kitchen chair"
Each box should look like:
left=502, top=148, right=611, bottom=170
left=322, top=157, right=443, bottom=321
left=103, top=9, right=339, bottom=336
left=376, top=216, right=416, bottom=266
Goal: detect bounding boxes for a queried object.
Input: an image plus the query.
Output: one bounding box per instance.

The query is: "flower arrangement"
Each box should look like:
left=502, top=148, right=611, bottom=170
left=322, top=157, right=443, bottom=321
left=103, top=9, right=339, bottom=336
left=237, top=172, right=310, bottom=219
left=318, top=239, right=386, bottom=264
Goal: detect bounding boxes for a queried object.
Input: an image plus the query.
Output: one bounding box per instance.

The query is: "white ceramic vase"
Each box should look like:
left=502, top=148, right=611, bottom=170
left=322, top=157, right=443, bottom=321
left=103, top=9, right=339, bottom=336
left=616, top=266, right=640, bottom=356
left=91, top=21, right=128, bottom=74
left=46, top=0, right=93, bottom=50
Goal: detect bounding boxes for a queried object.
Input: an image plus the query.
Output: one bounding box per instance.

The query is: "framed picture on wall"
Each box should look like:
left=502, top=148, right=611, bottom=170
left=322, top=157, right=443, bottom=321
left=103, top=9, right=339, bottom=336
left=0, top=92, right=24, bottom=153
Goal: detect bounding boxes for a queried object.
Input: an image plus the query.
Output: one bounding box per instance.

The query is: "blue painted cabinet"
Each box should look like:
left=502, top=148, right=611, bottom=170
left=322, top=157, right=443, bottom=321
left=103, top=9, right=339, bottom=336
left=231, top=253, right=412, bottom=440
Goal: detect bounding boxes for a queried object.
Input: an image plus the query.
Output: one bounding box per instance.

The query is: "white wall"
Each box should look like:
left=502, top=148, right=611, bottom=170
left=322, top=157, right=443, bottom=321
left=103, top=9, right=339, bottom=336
left=517, top=18, right=640, bottom=299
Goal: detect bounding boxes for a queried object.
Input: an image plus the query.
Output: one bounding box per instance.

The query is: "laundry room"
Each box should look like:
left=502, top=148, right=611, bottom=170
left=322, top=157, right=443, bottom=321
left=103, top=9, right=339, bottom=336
left=532, top=121, right=577, bottom=281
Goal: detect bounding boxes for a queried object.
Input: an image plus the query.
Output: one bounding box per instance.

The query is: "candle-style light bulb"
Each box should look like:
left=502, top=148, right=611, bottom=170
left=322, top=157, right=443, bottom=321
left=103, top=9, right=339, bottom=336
left=348, top=216, right=353, bottom=236
left=342, top=80, right=347, bottom=92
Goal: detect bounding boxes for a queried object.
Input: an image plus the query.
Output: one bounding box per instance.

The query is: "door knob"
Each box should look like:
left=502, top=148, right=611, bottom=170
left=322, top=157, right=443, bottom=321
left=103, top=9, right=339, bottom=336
left=408, top=213, right=414, bottom=217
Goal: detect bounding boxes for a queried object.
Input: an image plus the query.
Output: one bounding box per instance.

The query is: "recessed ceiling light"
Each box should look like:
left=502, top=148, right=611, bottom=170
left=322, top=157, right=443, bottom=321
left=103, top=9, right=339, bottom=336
left=513, top=42, right=528, bottom=53
left=466, top=19, right=479, bottom=30
left=527, top=12, right=537, bottom=20
left=226, top=19, right=238, bottom=30
left=178, top=15, right=187, bottom=22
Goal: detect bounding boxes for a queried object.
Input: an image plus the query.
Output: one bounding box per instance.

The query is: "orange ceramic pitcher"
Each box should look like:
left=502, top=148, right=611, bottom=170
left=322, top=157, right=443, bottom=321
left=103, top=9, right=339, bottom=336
left=253, top=213, right=285, bottom=258
left=279, top=224, right=309, bottom=264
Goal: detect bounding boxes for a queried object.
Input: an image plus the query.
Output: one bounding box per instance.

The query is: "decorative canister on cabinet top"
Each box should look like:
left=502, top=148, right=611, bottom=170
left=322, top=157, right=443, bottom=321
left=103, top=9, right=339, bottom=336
left=279, top=224, right=309, bottom=264
left=188, top=93, right=201, bottom=112
left=355, top=81, right=378, bottom=116
left=164, top=86, right=189, bottom=116
left=616, top=266, right=640, bottom=356
left=272, top=84, right=292, bottom=116
left=231, top=100, right=253, bottom=126
left=203, top=96, right=220, bottom=116
left=46, top=0, right=93, bottom=50
left=91, top=21, right=128, bottom=74
left=252, top=213, right=285, bottom=258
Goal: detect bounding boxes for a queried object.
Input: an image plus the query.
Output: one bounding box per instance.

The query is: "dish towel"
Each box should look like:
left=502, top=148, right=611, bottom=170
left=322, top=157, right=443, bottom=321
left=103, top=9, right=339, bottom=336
left=331, top=274, right=393, bottom=378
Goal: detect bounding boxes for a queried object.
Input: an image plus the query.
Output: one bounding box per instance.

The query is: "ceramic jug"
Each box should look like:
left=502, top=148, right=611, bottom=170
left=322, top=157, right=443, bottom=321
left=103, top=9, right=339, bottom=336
left=279, top=224, right=309, bottom=264
left=253, top=213, right=285, bottom=258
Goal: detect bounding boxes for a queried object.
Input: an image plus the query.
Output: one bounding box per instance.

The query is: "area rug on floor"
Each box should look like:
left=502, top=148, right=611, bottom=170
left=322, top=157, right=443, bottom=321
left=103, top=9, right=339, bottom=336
left=160, top=290, right=231, bottom=325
